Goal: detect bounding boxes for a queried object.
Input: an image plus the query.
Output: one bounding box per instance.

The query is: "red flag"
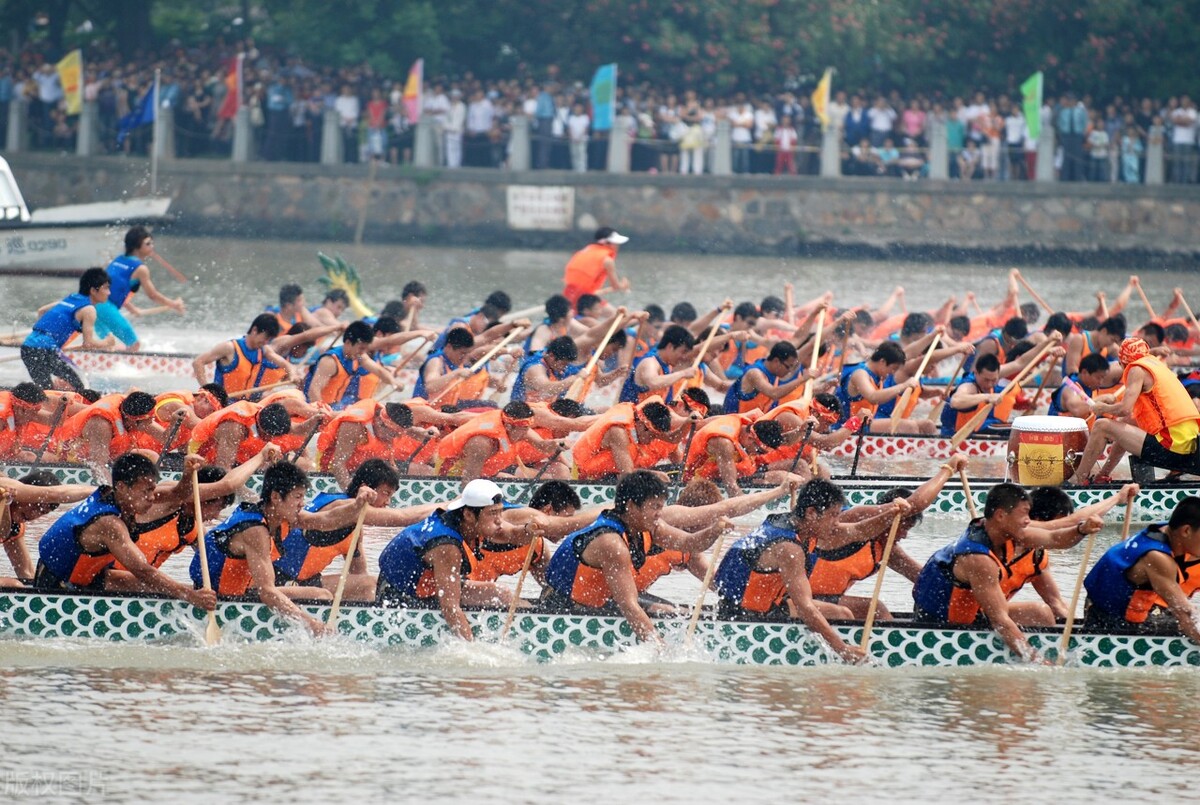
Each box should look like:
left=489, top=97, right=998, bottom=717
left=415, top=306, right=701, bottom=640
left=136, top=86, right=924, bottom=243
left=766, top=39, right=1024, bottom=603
left=217, top=54, right=243, bottom=121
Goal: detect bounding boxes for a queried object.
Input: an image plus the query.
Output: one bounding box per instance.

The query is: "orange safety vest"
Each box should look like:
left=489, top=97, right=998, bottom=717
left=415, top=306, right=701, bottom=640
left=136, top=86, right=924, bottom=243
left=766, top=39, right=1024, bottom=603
left=188, top=401, right=267, bottom=465
left=562, top=243, right=615, bottom=303
left=1124, top=355, right=1200, bottom=448
left=57, top=394, right=160, bottom=461
left=115, top=511, right=199, bottom=570
left=684, top=413, right=760, bottom=480
left=0, top=392, right=43, bottom=459
left=809, top=540, right=885, bottom=597
left=214, top=338, right=267, bottom=394
left=471, top=535, right=546, bottom=582
left=632, top=544, right=689, bottom=590
left=435, top=409, right=523, bottom=477
left=572, top=401, right=675, bottom=479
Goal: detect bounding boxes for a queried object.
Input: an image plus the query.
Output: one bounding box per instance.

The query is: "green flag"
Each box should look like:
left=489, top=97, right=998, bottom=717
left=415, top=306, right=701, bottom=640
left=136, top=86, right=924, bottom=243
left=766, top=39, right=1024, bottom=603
left=1021, top=71, right=1043, bottom=141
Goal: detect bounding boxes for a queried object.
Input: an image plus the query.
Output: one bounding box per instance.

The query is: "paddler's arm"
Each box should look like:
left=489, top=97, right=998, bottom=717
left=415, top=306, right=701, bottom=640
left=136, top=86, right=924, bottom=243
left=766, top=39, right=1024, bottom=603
left=459, top=435, right=497, bottom=482
left=305, top=354, right=339, bottom=403
left=358, top=353, right=400, bottom=388
left=743, top=367, right=808, bottom=400
left=653, top=517, right=735, bottom=555
left=1030, top=572, right=1069, bottom=621
left=1019, top=515, right=1102, bottom=551
left=76, top=306, right=114, bottom=350
left=93, top=302, right=140, bottom=351
left=1063, top=334, right=1085, bottom=376
left=1141, top=552, right=1200, bottom=644
left=603, top=255, right=630, bottom=292
left=1093, top=366, right=1145, bottom=417
left=956, top=554, right=1038, bottom=661
left=600, top=426, right=637, bottom=475
left=708, top=438, right=744, bottom=498
left=1110, top=277, right=1136, bottom=317
left=850, top=370, right=916, bottom=404
left=0, top=476, right=94, bottom=506
left=636, top=358, right=699, bottom=391
left=325, top=423, right=362, bottom=490
left=500, top=508, right=595, bottom=542
left=886, top=544, right=923, bottom=584
left=767, top=541, right=864, bottom=663
left=421, top=357, right=471, bottom=397
left=371, top=329, right=437, bottom=352
left=1061, top=384, right=1095, bottom=418
left=236, top=528, right=327, bottom=635
left=906, top=458, right=965, bottom=511
left=364, top=501, right=441, bottom=528
left=524, top=364, right=577, bottom=398
left=271, top=322, right=344, bottom=354
left=576, top=309, right=629, bottom=353
left=948, top=382, right=998, bottom=410
left=661, top=479, right=793, bottom=529
left=99, top=519, right=216, bottom=611
left=1037, top=484, right=1138, bottom=530
left=426, top=543, right=474, bottom=641
left=532, top=406, right=597, bottom=433
left=826, top=499, right=911, bottom=548
left=688, top=301, right=732, bottom=339
left=131, top=264, right=185, bottom=312
left=191, top=340, right=234, bottom=387
left=295, top=485, right=372, bottom=531
left=197, top=445, right=279, bottom=499
left=263, top=344, right=302, bottom=383
left=589, top=532, right=659, bottom=643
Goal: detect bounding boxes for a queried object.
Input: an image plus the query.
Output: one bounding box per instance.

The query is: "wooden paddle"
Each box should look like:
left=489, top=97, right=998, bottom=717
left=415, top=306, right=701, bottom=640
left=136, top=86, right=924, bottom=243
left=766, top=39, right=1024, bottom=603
left=155, top=411, right=185, bottom=470
left=429, top=328, right=524, bottom=405
left=890, top=333, right=940, bottom=435
left=499, top=533, right=539, bottom=641
left=192, top=471, right=221, bottom=646
left=959, top=468, right=979, bottom=520
left=565, top=314, right=626, bottom=402
left=376, top=336, right=433, bottom=402
left=685, top=526, right=732, bottom=644
left=691, top=306, right=729, bottom=373
left=29, top=396, right=68, bottom=470
left=1134, top=280, right=1157, bottom=320
left=326, top=505, right=370, bottom=630
left=1059, top=498, right=1133, bottom=664
left=950, top=336, right=1059, bottom=448
left=799, top=310, right=825, bottom=409
left=1015, top=272, right=1053, bottom=315
left=1177, top=292, right=1200, bottom=335
left=928, top=351, right=970, bottom=423
left=226, top=379, right=295, bottom=400
left=1098, top=293, right=1109, bottom=320
left=859, top=512, right=903, bottom=653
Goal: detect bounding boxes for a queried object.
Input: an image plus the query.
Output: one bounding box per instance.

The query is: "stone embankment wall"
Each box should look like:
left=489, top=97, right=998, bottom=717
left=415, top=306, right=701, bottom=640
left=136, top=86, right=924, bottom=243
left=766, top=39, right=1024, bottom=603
left=8, top=154, right=1199, bottom=266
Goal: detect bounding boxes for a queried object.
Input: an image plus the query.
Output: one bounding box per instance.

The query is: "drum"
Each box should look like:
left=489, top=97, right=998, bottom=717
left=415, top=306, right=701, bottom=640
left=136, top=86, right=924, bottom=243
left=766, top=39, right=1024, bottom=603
left=1006, top=415, right=1089, bottom=486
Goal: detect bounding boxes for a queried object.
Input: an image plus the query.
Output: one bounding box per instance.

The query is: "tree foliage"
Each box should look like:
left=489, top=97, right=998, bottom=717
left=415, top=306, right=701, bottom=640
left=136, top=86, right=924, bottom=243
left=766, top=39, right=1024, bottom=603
left=5, top=0, right=1198, bottom=99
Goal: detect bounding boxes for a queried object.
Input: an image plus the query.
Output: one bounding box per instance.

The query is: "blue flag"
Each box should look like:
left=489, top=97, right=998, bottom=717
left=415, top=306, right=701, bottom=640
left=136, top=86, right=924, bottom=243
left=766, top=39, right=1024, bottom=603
left=589, top=63, right=617, bottom=132
left=116, top=86, right=156, bottom=147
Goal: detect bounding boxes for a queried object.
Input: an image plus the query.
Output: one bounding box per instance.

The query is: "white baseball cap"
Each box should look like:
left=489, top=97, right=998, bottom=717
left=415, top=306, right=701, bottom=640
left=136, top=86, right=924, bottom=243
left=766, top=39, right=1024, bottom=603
left=601, top=231, right=630, bottom=245
left=445, top=478, right=505, bottom=510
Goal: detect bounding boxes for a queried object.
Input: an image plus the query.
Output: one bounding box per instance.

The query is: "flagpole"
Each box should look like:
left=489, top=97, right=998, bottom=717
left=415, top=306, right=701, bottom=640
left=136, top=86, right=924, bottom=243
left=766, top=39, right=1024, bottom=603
left=151, top=68, right=161, bottom=194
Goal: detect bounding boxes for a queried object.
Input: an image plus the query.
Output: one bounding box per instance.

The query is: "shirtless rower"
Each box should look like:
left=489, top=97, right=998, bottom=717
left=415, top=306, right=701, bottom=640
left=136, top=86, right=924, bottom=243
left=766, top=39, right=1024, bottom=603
left=33, top=453, right=216, bottom=613
left=376, top=478, right=514, bottom=641
left=912, top=482, right=1103, bottom=662
left=191, top=461, right=373, bottom=635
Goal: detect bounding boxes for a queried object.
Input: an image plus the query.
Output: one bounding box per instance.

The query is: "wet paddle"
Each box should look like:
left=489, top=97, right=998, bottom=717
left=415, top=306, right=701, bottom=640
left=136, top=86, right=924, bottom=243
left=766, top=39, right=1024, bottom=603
left=890, top=333, right=940, bottom=435
left=376, top=335, right=433, bottom=402
left=685, top=524, right=733, bottom=644
left=959, top=468, right=979, bottom=521
left=1134, top=280, right=1157, bottom=320
left=799, top=310, right=825, bottom=409
left=429, top=328, right=523, bottom=405
left=849, top=416, right=871, bottom=478
left=1060, top=497, right=1133, bottom=664
left=394, top=432, right=436, bottom=475
left=1015, top=272, right=1053, bottom=315
left=565, top=313, right=626, bottom=402
left=326, top=506, right=369, bottom=631
left=928, top=351, right=970, bottom=423
left=289, top=420, right=322, bottom=463
left=192, top=471, right=221, bottom=646
left=1178, top=292, right=1200, bottom=335
left=29, top=396, right=68, bottom=471
left=859, top=512, right=903, bottom=654
left=951, top=336, right=1059, bottom=448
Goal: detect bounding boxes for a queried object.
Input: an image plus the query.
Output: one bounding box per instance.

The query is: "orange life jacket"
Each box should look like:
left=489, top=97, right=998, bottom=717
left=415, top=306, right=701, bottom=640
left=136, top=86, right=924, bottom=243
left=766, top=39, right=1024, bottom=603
left=435, top=409, right=526, bottom=477
left=188, top=401, right=268, bottom=465
left=57, top=394, right=160, bottom=461
left=685, top=413, right=760, bottom=480
left=471, top=535, right=545, bottom=582
left=1124, top=355, right=1200, bottom=448
left=572, top=401, right=674, bottom=479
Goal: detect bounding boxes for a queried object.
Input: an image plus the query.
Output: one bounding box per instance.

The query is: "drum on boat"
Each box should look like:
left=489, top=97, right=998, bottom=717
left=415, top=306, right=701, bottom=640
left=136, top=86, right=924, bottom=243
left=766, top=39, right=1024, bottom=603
left=1005, top=415, right=1089, bottom=486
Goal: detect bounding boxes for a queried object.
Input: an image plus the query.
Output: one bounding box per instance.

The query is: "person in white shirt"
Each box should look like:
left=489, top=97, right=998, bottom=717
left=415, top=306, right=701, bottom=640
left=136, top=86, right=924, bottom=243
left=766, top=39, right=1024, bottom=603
left=566, top=102, right=590, bottom=173
left=827, top=90, right=850, bottom=134
left=867, top=97, right=896, bottom=147
left=1004, top=107, right=1027, bottom=180
left=730, top=97, right=754, bottom=173
left=1170, top=96, right=1197, bottom=184
left=334, top=84, right=360, bottom=163
left=444, top=88, right=466, bottom=168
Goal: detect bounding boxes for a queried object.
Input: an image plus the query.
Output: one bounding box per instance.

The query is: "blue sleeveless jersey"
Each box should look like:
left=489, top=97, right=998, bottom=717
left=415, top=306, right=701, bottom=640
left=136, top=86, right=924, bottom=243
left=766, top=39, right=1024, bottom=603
left=105, top=254, right=143, bottom=309
left=25, top=293, right=92, bottom=349
left=377, top=511, right=470, bottom=598
left=36, top=488, right=121, bottom=585
left=1083, top=525, right=1174, bottom=622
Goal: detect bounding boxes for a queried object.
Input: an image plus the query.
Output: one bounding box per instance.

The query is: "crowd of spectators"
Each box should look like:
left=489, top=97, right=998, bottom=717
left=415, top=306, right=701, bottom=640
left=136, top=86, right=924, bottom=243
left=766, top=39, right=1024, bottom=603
left=2, top=40, right=1197, bottom=185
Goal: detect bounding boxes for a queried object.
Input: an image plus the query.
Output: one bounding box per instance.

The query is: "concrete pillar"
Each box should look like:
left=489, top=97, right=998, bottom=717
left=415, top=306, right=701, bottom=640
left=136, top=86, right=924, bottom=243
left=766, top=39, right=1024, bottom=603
left=1145, top=125, right=1164, bottom=185
left=1036, top=118, right=1056, bottom=182
left=820, top=124, right=843, bottom=178
left=76, top=99, right=99, bottom=156
left=320, top=109, right=342, bottom=165
left=232, top=107, right=254, bottom=162
left=607, top=119, right=628, bottom=174
left=508, top=115, right=530, bottom=172
left=927, top=118, right=948, bottom=180
left=712, top=118, right=732, bottom=176
left=6, top=97, right=27, bottom=152
left=413, top=117, right=436, bottom=168
left=154, top=106, right=176, bottom=160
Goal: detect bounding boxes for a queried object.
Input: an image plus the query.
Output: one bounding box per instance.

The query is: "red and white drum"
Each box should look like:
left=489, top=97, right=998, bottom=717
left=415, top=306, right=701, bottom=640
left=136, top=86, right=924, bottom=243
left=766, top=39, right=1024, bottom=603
left=1006, top=415, right=1089, bottom=486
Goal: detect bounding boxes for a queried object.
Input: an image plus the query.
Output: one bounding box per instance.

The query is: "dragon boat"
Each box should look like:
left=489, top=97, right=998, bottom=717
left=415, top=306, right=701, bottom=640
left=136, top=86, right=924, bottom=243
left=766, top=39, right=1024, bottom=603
left=0, top=588, right=1194, bottom=668
left=2, top=461, right=1195, bottom=521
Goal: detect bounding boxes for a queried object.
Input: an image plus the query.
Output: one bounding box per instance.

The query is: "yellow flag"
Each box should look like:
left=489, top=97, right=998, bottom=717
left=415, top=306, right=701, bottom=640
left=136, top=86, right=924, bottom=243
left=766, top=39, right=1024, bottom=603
left=56, top=49, right=83, bottom=115
left=811, top=68, right=832, bottom=130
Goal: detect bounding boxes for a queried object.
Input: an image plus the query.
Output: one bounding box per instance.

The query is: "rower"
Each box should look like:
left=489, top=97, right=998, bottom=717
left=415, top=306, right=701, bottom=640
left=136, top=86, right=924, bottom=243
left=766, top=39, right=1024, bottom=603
left=311, top=289, right=351, bottom=327
left=376, top=478, right=513, bottom=641
left=969, top=317, right=1026, bottom=376
left=151, top=384, right=228, bottom=456
left=715, top=302, right=769, bottom=380
left=104, top=226, right=185, bottom=324
left=434, top=401, right=566, bottom=481
left=57, top=391, right=169, bottom=481
left=188, top=400, right=300, bottom=469
left=938, top=354, right=1016, bottom=438
left=265, top=284, right=321, bottom=331
left=511, top=336, right=582, bottom=404
left=191, top=314, right=296, bottom=394
left=33, top=453, right=217, bottom=614
left=836, top=342, right=930, bottom=435
left=619, top=325, right=699, bottom=405
left=1063, top=315, right=1125, bottom=377
left=414, top=327, right=488, bottom=406
left=317, top=400, right=442, bottom=487
left=398, top=280, right=428, bottom=330
left=191, top=461, right=372, bottom=635
left=722, top=341, right=807, bottom=414
left=527, top=295, right=575, bottom=352
left=571, top=400, right=678, bottom=480
left=811, top=457, right=966, bottom=619
left=562, top=227, right=631, bottom=307
left=962, top=269, right=1020, bottom=340
left=21, top=268, right=115, bottom=393
left=543, top=471, right=731, bottom=644
left=1083, top=497, right=1200, bottom=643
left=574, top=294, right=605, bottom=326
left=1074, top=337, right=1200, bottom=482
left=476, top=481, right=590, bottom=587
left=431, top=290, right=513, bottom=352
left=108, top=445, right=281, bottom=576
left=753, top=394, right=854, bottom=479
left=1047, top=353, right=1112, bottom=419
left=303, top=321, right=396, bottom=410
left=0, top=471, right=94, bottom=586
left=275, top=460, right=436, bottom=602
left=712, top=479, right=881, bottom=664
left=0, top=383, right=57, bottom=462
left=912, top=482, right=1103, bottom=662
left=683, top=413, right=785, bottom=497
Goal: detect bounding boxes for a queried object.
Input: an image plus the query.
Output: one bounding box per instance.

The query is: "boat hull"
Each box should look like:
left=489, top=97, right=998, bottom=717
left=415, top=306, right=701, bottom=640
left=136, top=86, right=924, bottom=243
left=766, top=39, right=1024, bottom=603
left=0, top=590, right=1195, bottom=668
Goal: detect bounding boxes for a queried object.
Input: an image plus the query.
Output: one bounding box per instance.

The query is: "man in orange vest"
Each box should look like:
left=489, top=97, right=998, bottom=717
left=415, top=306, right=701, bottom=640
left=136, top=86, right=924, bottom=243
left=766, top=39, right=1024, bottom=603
left=684, top=413, right=786, bottom=496
left=1074, top=337, right=1200, bottom=482
left=435, top=401, right=566, bottom=481
left=562, top=227, right=632, bottom=306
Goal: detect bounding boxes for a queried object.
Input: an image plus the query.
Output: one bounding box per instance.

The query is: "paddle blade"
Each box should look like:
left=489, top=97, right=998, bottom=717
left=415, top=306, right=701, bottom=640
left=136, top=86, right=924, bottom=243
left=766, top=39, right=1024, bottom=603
left=204, top=612, right=221, bottom=646
left=950, top=404, right=991, bottom=448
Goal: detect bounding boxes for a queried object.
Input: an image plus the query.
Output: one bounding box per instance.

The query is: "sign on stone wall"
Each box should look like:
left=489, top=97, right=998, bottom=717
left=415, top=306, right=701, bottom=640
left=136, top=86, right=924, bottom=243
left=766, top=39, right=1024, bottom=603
left=506, top=186, right=574, bottom=230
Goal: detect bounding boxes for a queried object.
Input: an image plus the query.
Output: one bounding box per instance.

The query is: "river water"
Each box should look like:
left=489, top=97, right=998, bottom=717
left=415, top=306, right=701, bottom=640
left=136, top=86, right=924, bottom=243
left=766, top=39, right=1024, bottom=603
left=2, top=240, right=1199, bottom=802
